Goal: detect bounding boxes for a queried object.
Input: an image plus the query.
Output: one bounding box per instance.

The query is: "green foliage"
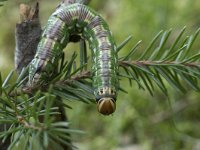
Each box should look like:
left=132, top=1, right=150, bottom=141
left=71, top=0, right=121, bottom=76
left=0, top=52, right=94, bottom=149
left=0, top=0, right=200, bottom=149
left=0, top=27, right=199, bottom=149
left=0, top=70, right=76, bottom=149
left=118, top=27, right=200, bottom=96
left=0, top=0, right=7, bottom=7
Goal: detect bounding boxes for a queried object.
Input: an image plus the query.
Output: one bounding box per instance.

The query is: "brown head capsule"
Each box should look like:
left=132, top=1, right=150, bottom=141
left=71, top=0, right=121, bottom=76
left=97, top=97, right=116, bottom=115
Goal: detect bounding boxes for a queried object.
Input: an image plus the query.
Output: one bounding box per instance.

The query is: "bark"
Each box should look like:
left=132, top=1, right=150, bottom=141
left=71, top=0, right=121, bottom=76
left=15, top=2, right=42, bottom=74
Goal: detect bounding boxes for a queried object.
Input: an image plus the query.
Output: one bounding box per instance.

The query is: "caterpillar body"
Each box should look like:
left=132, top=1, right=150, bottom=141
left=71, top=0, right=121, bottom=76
left=29, top=3, right=119, bottom=115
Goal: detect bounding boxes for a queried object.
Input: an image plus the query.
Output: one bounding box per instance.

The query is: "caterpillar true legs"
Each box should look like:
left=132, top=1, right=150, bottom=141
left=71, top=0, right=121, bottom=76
left=29, top=3, right=119, bottom=115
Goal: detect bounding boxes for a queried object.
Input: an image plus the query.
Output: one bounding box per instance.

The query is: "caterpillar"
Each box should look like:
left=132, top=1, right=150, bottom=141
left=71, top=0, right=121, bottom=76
left=28, top=2, right=119, bottom=115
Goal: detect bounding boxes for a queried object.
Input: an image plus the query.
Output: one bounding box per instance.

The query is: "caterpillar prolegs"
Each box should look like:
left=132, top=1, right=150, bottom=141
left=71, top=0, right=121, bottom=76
left=28, top=3, right=119, bottom=115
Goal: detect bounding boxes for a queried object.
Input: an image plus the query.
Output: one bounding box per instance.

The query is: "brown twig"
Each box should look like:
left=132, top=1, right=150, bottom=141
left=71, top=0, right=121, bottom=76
left=9, top=58, right=200, bottom=97
left=17, top=115, right=45, bottom=131
left=119, top=60, right=200, bottom=67
left=9, top=71, right=92, bottom=97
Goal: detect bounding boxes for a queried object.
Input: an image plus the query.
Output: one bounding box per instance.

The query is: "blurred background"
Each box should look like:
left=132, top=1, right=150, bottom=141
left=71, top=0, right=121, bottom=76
left=0, top=0, right=200, bottom=150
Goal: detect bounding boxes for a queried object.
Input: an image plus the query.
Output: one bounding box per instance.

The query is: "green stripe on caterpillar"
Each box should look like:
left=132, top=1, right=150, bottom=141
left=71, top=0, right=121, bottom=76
left=28, top=3, right=119, bottom=115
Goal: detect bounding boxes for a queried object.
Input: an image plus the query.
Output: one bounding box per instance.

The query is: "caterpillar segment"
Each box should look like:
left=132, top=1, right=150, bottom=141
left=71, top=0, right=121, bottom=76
left=29, top=3, right=119, bottom=115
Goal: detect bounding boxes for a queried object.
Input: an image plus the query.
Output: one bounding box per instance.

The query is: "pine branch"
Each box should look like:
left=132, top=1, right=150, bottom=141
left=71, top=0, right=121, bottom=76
left=0, top=71, right=77, bottom=150
left=9, top=27, right=200, bottom=109
left=118, top=27, right=200, bottom=95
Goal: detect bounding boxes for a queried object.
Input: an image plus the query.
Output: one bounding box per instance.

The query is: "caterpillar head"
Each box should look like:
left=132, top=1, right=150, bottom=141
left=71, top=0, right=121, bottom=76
left=97, top=97, right=116, bottom=115
left=96, top=87, right=117, bottom=115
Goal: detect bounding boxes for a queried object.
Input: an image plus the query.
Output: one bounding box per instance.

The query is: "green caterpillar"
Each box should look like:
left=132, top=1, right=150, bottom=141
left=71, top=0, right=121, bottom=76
left=29, top=2, right=119, bottom=115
